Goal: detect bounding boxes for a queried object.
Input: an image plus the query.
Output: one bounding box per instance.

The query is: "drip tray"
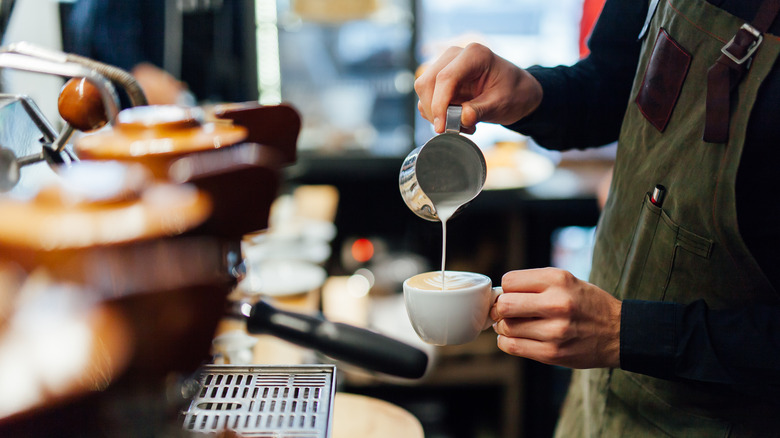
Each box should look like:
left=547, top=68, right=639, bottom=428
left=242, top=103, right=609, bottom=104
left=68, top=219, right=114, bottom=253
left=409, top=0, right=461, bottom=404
left=182, top=364, right=336, bottom=437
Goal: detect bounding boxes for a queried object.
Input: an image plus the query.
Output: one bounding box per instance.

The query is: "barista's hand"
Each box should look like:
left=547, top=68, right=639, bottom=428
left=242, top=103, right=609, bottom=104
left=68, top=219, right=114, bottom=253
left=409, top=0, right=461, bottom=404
left=131, top=62, right=191, bottom=106
left=490, top=268, right=622, bottom=369
left=414, top=43, right=543, bottom=134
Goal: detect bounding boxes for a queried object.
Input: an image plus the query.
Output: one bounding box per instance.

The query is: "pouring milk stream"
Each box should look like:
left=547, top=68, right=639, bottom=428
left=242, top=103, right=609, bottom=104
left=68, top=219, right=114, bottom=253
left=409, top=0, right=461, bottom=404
left=399, top=105, right=487, bottom=288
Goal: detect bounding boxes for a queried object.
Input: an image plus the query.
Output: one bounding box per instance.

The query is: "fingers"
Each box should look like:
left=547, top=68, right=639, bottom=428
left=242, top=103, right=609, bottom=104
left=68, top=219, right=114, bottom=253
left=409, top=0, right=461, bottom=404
left=427, top=50, right=476, bottom=132
left=415, top=43, right=496, bottom=133
left=489, top=268, right=623, bottom=369
left=493, top=315, right=573, bottom=344
left=489, top=289, right=575, bottom=323
left=496, top=335, right=567, bottom=367
left=496, top=335, right=553, bottom=364
left=492, top=314, right=582, bottom=367
left=489, top=268, right=579, bottom=321
left=502, top=267, right=578, bottom=293
left=415, top=42, right=543, bottom=135
left=414, top=46, right=463, bottom=131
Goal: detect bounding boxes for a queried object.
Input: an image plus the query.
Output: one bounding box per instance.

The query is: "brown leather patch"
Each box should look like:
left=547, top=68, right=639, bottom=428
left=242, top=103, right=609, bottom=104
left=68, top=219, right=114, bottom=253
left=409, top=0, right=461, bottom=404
left=636, top=28, right=692, bottom=132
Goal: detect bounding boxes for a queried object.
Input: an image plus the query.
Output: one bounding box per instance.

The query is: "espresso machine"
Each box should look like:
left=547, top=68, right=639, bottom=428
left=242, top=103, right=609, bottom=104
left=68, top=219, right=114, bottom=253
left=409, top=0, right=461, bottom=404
left=0, top=43, right=427, bottom=437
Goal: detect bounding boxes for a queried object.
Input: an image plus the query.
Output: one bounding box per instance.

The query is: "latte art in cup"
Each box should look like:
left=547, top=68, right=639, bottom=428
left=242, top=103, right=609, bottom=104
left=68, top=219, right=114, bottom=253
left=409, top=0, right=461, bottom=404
left=406, top=271, right=488, bottom=291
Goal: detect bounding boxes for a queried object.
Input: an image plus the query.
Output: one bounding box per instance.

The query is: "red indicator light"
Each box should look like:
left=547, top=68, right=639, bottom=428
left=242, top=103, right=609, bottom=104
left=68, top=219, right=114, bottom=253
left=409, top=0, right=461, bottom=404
left=351, top=238, right=374, bottom=263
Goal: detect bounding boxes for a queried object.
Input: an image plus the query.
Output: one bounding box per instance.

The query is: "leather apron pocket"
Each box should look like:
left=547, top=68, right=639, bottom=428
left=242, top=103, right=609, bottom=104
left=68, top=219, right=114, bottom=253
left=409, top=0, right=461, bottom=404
left=617, top=193, right=712, bottom=301
left=635, top=28, right=692, bottom=132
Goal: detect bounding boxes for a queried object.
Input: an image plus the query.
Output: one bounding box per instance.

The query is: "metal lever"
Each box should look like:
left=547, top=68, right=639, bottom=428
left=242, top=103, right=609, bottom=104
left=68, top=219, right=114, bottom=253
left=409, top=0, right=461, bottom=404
left=0, top=50, right=121, bottom=123
left=0, top=144, right=76, bottom=192
left=0, top=43, right=129, bottom=191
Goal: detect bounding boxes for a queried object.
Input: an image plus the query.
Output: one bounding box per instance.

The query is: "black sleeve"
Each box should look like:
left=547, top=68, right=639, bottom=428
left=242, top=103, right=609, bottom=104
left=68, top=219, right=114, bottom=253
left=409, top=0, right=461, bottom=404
left=505, top=0, right=648, bottom=150
left=620, top=299, right=780, bottom=401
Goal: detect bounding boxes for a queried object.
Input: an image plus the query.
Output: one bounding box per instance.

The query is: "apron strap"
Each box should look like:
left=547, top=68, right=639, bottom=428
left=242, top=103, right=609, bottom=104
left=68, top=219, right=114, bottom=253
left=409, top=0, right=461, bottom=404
left=704, top=0, right=780, bottom=143
left=638, top=0, right=661, bottom=40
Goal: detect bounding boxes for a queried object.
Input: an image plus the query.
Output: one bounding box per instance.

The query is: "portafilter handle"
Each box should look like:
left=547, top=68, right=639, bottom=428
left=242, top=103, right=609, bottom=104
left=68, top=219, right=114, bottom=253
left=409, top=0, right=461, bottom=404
left=234, top=300, right=429, bottom=379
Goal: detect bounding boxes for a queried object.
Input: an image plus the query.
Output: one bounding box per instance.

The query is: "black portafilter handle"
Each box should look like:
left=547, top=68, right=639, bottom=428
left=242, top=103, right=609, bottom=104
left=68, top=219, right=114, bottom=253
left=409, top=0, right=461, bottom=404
left=244, top=300, right=429, bottom=379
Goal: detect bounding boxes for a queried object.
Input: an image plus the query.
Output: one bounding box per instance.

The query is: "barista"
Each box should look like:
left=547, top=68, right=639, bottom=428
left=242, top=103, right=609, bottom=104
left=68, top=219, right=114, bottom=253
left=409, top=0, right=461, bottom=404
left=415, top=0, right=780, bottom=435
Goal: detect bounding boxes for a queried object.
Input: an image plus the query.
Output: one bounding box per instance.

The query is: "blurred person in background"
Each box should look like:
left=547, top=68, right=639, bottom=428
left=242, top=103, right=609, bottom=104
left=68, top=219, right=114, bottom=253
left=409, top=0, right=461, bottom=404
left=63, top=0, right=189, bottom=106
left=62, top=0, right=253, bottom=106
left=415, top=0, right=780, bottom=436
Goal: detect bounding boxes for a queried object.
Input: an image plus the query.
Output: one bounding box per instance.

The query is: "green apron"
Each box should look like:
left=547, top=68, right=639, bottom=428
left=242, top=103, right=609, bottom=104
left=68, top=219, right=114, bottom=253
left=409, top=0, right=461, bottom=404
left=554, top=0, right=780, bottom=436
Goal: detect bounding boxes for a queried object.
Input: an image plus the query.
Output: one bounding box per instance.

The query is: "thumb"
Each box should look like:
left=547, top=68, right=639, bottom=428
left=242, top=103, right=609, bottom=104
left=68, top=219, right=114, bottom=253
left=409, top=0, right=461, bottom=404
left=460, top=102, right=482, bottom=134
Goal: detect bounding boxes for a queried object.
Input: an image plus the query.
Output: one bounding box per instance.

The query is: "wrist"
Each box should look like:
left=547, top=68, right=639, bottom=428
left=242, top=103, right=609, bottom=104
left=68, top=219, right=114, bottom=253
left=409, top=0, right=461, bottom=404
left=515, top=69, right=543, bottom=121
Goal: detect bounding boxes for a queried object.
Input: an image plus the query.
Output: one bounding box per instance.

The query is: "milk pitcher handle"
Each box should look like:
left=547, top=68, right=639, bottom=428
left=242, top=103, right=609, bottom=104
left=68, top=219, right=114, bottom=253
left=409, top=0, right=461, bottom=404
left=445, top=105, right=463, bottom=134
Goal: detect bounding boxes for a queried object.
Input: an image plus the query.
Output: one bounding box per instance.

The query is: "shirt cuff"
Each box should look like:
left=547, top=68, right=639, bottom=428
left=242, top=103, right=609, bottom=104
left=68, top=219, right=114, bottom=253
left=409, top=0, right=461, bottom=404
left=620, top=299, right=681, bottom=380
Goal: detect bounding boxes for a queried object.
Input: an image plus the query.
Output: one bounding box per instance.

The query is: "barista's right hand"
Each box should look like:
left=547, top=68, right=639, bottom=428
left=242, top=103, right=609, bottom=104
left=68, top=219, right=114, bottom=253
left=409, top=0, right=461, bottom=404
left=414, top=43, right=543, bottom=134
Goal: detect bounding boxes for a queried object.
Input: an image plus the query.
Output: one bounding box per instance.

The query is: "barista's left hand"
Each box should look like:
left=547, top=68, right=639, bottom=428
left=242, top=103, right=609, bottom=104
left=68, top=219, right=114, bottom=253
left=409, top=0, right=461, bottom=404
left=490, top=267, right=622, bottom=369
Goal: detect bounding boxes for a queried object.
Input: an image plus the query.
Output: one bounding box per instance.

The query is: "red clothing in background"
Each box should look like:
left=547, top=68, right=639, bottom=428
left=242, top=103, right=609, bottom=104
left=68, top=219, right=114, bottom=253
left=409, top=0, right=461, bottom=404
left=579, top=0, right=606, bottom=58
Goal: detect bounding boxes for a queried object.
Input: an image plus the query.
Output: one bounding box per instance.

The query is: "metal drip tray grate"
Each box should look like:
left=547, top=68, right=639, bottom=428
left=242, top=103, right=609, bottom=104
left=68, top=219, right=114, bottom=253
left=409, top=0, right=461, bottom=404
left=182, top=365, right=336, bottom=437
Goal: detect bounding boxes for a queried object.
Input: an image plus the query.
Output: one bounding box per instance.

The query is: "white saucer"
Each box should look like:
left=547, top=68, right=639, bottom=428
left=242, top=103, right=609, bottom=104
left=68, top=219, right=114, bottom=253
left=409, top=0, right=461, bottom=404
left=239, top=259, right=327, bottom=297
left=243, top=238, right=331, bottom=265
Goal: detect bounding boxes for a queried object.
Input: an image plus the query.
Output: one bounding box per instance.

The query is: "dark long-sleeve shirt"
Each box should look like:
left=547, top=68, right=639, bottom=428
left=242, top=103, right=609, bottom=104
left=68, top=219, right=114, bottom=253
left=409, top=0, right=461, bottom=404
left=509, top=0, right=780, bottom=395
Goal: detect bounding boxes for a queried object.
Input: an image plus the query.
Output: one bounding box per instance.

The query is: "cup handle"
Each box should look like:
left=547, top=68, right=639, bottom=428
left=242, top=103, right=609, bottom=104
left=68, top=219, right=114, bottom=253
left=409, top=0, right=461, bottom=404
left=482, top=286, right=503, bottom=331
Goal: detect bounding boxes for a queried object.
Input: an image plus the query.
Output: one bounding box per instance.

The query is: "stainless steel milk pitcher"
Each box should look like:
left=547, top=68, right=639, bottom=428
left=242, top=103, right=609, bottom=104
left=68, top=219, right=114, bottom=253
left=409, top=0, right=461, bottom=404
left=399, top=106, right=486, bottom=221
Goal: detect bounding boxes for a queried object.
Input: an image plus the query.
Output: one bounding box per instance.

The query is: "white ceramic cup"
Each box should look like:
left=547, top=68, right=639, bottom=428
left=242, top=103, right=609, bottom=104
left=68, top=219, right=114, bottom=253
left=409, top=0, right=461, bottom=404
left=403, top=271, right=503, bottom=346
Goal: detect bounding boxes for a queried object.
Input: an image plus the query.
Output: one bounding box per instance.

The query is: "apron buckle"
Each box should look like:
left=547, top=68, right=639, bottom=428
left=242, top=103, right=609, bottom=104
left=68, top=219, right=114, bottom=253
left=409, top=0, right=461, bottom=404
left=721, top=24, right=763, bottom=66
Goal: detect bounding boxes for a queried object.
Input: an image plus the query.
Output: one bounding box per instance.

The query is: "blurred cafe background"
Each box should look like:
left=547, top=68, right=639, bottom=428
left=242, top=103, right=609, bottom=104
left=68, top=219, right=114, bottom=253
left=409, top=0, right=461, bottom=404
left=0, top=0, right=614, bottom=437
